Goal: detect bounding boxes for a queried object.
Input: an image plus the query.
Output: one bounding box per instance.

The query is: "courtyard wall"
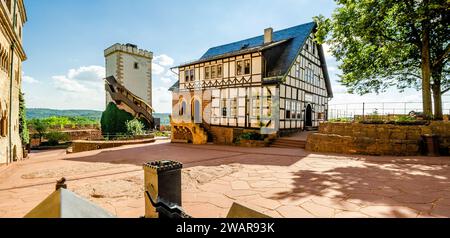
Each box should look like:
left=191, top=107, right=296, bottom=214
left=306, top=122, right=450, bottom=156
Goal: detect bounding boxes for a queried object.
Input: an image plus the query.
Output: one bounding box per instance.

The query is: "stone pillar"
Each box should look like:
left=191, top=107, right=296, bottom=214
left=144, top=160, right=183, bottom=218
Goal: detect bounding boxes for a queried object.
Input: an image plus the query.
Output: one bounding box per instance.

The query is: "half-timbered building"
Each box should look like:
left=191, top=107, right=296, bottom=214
left=169, top=22, right=333, bottom=144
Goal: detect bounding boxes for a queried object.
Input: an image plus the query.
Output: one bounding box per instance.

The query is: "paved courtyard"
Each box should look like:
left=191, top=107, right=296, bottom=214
left=0, top=140, right=449, bottom=218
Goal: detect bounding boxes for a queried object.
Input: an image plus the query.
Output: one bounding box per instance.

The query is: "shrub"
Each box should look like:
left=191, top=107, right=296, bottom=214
left=330, top=118, right=352, bottom=123
left=160, top=124, right=171, bottom=132
left=154, top=131, right=169, bottom=137
left=239, top=132, right=264, bottom=141
left=394, top=115, right=415, bottom=123
left=101, top=102, right=134, bottom=136
left=126, top=119, right=145, bottom=136
left=45, top=132, right=69, bottom=146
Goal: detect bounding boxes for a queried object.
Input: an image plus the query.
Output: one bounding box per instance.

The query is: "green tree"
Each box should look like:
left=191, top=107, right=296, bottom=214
left=19, top=91, right=29, bottom=146
left=126, top=119, right=145, bottom=136
left=315, top=0, right=449, bottom=120
left=100, top=102, right=134, bottom=136
left=33, top=119, right=49, bottom=144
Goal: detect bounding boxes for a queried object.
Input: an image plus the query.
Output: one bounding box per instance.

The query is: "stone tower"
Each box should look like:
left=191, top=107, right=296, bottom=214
left=104, top=43, right=153, bottom=107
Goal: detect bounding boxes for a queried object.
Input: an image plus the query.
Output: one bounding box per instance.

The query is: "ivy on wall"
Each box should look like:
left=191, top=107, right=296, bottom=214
left=19, top=90, right=29, bottom=145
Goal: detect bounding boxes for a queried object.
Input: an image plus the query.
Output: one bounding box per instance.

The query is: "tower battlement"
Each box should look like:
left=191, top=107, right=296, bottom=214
left=104, top=43, right=153, bottom=59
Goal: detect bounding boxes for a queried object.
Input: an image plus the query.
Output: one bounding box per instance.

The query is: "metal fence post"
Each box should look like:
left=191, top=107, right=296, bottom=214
left=362, top=103, right=365, bottom=120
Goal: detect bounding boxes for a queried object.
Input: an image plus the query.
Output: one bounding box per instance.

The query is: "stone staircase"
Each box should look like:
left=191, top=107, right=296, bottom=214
left=200, top=122, right=217, bottom=143
left=270, top=138, right=307, bottom=149
left=270, top=131, right=316, bottom=149
left=304, top=126, right=319, bottom=131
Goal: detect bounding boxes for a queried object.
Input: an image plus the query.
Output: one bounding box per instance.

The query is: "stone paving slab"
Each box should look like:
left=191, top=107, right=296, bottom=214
left=0, top=140, right=449, bottom=218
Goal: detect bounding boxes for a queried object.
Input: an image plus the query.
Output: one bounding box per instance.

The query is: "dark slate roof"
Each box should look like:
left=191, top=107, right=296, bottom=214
left=170, top=22, right=333, bottom=98
left=201, top=22, right=314, bottom=60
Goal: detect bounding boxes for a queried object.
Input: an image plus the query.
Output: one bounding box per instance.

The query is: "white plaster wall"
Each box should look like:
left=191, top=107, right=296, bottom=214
left=121, top=54, right=152, bottom=106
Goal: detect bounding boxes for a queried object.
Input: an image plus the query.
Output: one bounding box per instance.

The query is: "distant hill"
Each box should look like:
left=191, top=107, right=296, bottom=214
left=27, top=108, right=171, bottom=125
left=26, top=108, right=102, bottom=120
left=153, top=113, right=171, bottom=125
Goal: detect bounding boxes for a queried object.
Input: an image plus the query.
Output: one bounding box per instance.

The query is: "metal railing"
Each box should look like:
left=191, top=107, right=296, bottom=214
left=328, top=101, right=450, bottom=120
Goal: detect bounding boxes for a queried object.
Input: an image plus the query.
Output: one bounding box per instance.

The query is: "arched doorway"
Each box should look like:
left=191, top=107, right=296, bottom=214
left=305, top=104, right=312, bottom=128
left=191, top=99, right=201, bottom=123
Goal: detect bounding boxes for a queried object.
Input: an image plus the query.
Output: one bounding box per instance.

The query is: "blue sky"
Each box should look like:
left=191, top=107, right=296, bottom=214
left=21, top=0, right=435, bottom=113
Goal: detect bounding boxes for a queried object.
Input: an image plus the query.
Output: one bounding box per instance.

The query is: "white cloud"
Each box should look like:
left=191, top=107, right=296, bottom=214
left=52, top=75, right=89, bottom=93
left=22, top=75, right=39, bottom=84
left=152, top=63, right=165, bottom=75
left=52, top=65, right=105, bottom=93
left=67, top=65, right=105, bottom=82
left=153, top=86, right=172, bottom=113
left=322, top=43, right=334, bottom=60
left=164, top=69, right=178, bottom=79
left=160, top=77, right=172, bottom=84
left=154, top=54, right=174, bottom=67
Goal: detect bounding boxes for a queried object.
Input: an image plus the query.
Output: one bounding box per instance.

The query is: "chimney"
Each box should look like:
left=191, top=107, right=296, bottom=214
left=264, top=27, right=273, bottom=44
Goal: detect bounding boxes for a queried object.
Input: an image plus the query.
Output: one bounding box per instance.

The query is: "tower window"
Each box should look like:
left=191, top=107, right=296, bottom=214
left=134, top=62, right=139, bottom=69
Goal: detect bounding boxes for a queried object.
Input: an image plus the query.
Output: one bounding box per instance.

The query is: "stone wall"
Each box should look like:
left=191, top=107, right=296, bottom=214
left=70, top=137, right=155, bottom=154
left=306, top=122, right=450, bottom=156
left=30, top=129, right=102, bottom=147
left=210, top=126, right=235, bottom=145
left=209, top=127, right=264, bottom=145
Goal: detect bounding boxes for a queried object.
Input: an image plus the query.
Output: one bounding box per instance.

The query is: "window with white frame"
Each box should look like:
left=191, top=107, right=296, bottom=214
left=285, top=100, right=291, bottom=119
left=185, top=70, right=190, bottom=82
left=244, top=59, right=251, bottom=74
left=237, top=59, right=251, bottom=76
left=230, top=98, right=237, bottom=117
left=190, top=69, right=195, bottom=81
left=297, top=102, right=302, bottom=119
left=251, top=92, right=260, bottom=117
left=217, top=64, right=223, bottom=78
left=306, top=64, right=314, bottom=84
left=236, top=61, right=243, bottom=76
left=291, top=101, right=296, bottom=119
left=221, top=98, right=227, bottom=117
left=211, top=65, right=217, bottom=78
left=179, top=99, right=186, bottom=116
left=205, top=67, right=210, bottom=79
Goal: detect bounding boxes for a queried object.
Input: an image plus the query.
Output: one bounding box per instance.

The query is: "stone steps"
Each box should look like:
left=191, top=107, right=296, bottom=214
left=271, top=139, right=307, bottom=149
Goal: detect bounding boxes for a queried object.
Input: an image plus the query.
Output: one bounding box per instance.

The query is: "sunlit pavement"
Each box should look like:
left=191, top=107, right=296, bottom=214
left=0, top=140, right=449, bottom=218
